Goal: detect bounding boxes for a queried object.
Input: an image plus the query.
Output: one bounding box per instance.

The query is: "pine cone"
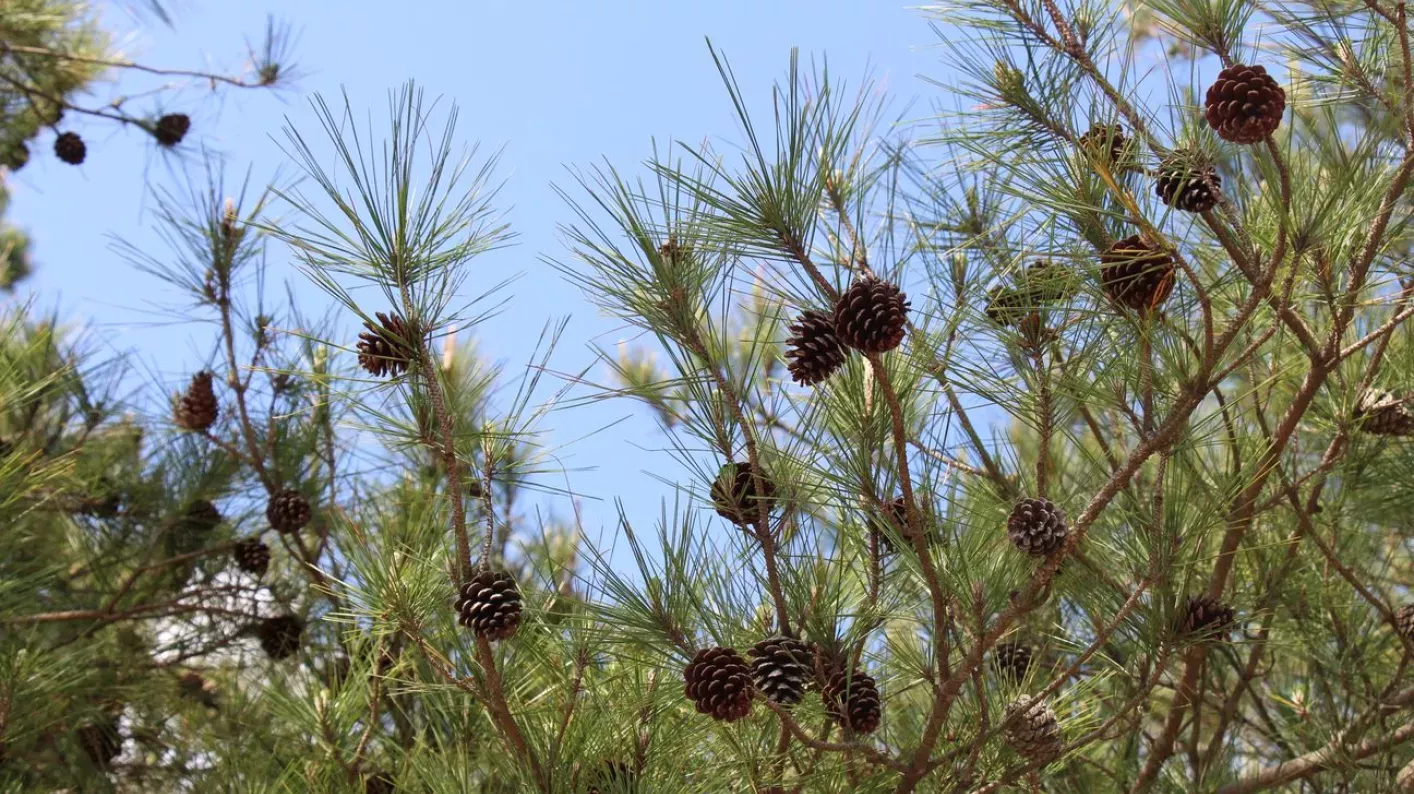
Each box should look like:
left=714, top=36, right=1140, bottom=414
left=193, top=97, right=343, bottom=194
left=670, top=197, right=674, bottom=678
left=266, top=488, right=311, bottom=534
left=256, top=615, right=304, bottom=660
left=174, top=371, right=219, bottom=431
left=1156, top=155, right=1221, bottom=213
left=993, top=641, right=1033, bottom=682
left=823, top=667, right=881, bottom=734
left=683, top=646, right=753, bottom=722
left=1003, top=695, right=1062, bottom=764
left=748, top=635, right=815, bottom=706
left=833, top=276, right=910, bottom=353
left=1007, top=497, right=1068, bottom=557
left=54, top=131, right=85, bottom=165
left=1356, top=388, right=1414, bottom=437
left=984, top=285, right=1031, bottom=328
left=153, top=113, right=191, bottom=147
left=179, top=499, right=223, bottom=536
left=364, top=772, right=397, bottom=794
left=77, top=716, right=122, bottom=768
left=784, top=310, right=846, bottom=386
left=456, top=569, right=523, bottom=642
left=1205, top=63, right=1285, bottom=144
left=233, top=538, right=271, bottom=576
left=1394, top=604, right=1414, bottom=641
left=2, top=141, right=29, bottom=171
left=1178, top=594, right=1236, bottom=640
left=1100, top=235, right=1175, bottom=312
left=869, top=496, right=911, bottom=555
left=585, top=760, right=635, bottom=794
left=177, top=671, right=219, bottom=708
left=1078, top=123, right=1130, bottom=168
left=357, top=312, right=417, bottom=378
left=710, top=461, right=777, bottom=526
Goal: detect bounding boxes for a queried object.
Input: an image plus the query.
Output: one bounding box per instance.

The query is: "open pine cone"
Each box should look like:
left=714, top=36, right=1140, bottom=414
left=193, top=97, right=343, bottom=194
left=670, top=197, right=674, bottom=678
left=784, top=310, right=847, bottom=386
left=1205, top=63, right=1285, bottom=144
left=1100, top=235, right=1175, bottom=313
left=456, top=569, right=523, bottom=642
left=683, top=646, right=753, bottom=722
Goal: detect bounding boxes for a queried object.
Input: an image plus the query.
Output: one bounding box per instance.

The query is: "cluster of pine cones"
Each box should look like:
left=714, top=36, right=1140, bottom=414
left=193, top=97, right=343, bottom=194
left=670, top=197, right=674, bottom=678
left=46, top=114, right=193, bottom=168
left=681, top=638, right=882, bottom=735
left=784, top=276, right=910, bottom=386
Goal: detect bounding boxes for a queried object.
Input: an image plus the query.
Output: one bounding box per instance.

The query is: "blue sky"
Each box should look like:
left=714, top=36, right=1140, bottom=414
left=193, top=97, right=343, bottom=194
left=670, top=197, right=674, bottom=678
left=8, top=0, right=945, bottom=562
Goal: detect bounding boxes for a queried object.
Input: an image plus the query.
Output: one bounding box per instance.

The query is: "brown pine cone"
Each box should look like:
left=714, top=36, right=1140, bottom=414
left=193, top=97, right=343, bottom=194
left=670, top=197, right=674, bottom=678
left=1003, top=695, right=1062, bottom=763
left=833, top=276, right=910, bottom=353
left=54, top=131, right=86, bottom=165
left=1100, top=235, right=1175, bottom=313
left=455, top=569, right=523, bottom=642
left=710, top=461, right=776, bottom=526
left=256, top=615, right=304, bottom=660
left=1156, top=155, right=1222, bottom=213
left=1356, top=388, right=1414, bottom=437
left=1078, top=123, right=1131, bottom=169
left=1006, top=497, right=1068, bottom=557
left=233, top=538, right=271, bottom=576
left=784, top=310, right=847, bottom=386
left=1394, top=604, right=1414, bottom=641
left=993, top=641, right=1033, bottom=682
left=174, top=371, right=219, bottom=431
left=1205, top=63, right=1285, bottom=144
left=748, top=635, right=815, bottom=706
left=869, top=495, right=911, bottom=555
left=153, top=113, right=191, bottom=147
left=266, top=489, right=311, bottom=533
left=683, top=646, right=753, bottom=722
left=1178, top=594, right=1236, bottom=640
left=823, top=667, right=881, bottom=734
left=77, top=715, right=122, bottom=768
left=357, top=312, right=418, bottom=378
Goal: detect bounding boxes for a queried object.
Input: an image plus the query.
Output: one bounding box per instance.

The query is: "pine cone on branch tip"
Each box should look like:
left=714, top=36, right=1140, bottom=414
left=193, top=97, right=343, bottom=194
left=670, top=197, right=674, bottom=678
left=153, top=113, right=191, bottom=147
left=784, top=310, right=846, bottom=386
left=1205, top=63, right=1286, bottom=144
left=456, top=569, right=523, bottom=641
left=255, top=615, right=303, bottom=660
left=54, top=131, right=85, bottom=165
left=266, top=489, right=311, bottom=534
left=833, top=276, right=910, bottom=353
left=233, top=538, right=270, bottom=576
left=748, top=635, right=815, bottom=706
left=1355, top=388, right=1414, bottom=437
left=174, top=371, right=219, bottom=431
left=1394, top=604, right=1414, bottom=641
left=993, top=641, right=1033, bottom=681
left=1100, top=235, right=1176, bottom=313
left=683, top=646, right=753, bottom=722
left=1006, top=497, right=1068, bottom=557
left=1178, top=595, right=1235, bottom=640
left=1003, top=695, right=1062, bottom=763
left=1156, top=155, right=1222, bottom=213
left=823, top=667, right=881, bottom=734
left=357, top=312, right=417, bottom=378
left=710, top=461, right=776, bottom=526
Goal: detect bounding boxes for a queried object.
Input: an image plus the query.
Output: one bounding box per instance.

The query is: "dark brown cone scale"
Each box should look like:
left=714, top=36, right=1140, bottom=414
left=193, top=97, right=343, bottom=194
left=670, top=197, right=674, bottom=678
left=993, top=641, right=1033, bottom=681
left=1006, top=498, right=1068, bottom=557
left=833, top=276, right=910, bottom=353
left=1156, top=157, right=1222, bottom=213
left=1003, top=696, right=1062, bottom=763
left=256, top=615, right=303, bottom=660
left=174, top=371, right=219, bottom=431
left=233, top=538, right=270, bottom=576
left=1396, top=604, right=1414, bottom=641
left=824, top=667, right=881, bottom=734
left=748, top=635, right=814, bottom=706
left=682, top=646, right=753, bottom=722
left=78, top=716, right=122, bottom=767
left=585, top=761, right=635, bottom=794
left=357, top=312, right=417, bottom=378
left=1078, top=123, right=1130, bottom=168
left=1356, top=388, right=1414, bottom=437
left=1205, top=63, right=1285, bottom=144
left=1100, top=235, right=1175, bottom=313
left=154, top=113, right=191, bottom=147
left=455, top=569, right=523, bottom=641
left=710, top=461, right=776, bottom=526
left=266, top=489, right=311, bottom=533
left=54, top=131, right=85, bottom=165
left=1178, top=594, right=1235, bottom=640
left=784, top=310, right=846, bottom=386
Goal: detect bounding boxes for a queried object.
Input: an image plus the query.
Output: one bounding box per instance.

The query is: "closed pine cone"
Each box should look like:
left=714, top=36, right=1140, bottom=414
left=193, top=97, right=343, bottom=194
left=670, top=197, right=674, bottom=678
left=1078, top=123, right=1130, bottom=168
left=1356, top=388, right=1414, bottom=437
left=1205, top=63, right=1285, bottom=144
left=824, top=667, right=881, bottom=734
left=833, top=276, right=910, bottom=353
left=174, top=371, right=219, bottom=431
left=233, top=538, right=271, bottom=576
left=784, top=310, right=847, bottom=386
left=993, top=641, right=1033, bottom=681
left=54, top=131, right=86, bottom=165
left=1178, top=594, right=1236, bottom=640
left=869, top=495, right=910, bottom=555
left=1100, top=235, right=1175, bottom=313
left=256, top=615, right=303, bottom=660
left=455, top=569, right=523, bottom=641
left=153, top=113, right=191, bottom=147
left=682, top=646, right=753, bottom=722
left=748, top=635, right=815, bottom=706
left=1395, top=604, right=1414, bottom=641
left=710, top=461, right=776, bottom=526
left=1156, top=156, right=1222, bottom=213
left=1006, top=497, right=1068, bottom=557
left=357, top=312, right=417, bottom=378
left=1003, top=695, right=1063, bottom=763
left=266, top=489, right=311, bottom=533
